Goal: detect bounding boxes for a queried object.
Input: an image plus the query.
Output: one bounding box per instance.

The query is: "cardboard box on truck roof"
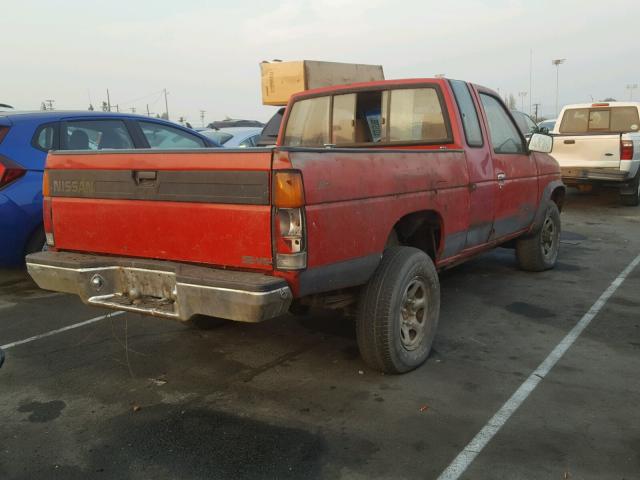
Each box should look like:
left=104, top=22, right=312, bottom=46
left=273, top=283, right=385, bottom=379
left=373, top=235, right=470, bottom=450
left=260, top=60, right=385, bottom=106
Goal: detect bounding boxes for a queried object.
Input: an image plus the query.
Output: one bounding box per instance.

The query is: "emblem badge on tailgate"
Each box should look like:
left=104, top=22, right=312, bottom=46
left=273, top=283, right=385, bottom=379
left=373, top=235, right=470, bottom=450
left=242, top=256, right=272, bottom=266
left=52, top=179, right=94, bottom=195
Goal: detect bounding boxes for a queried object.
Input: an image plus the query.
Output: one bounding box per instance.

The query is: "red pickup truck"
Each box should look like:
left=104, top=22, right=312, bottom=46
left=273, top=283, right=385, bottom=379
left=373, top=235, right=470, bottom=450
left=27, top=78, right=564, bottom=373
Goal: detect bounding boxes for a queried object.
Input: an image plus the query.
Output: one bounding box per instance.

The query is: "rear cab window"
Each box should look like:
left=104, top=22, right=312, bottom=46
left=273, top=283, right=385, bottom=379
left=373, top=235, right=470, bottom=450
left=559, top=106, right=640, bottom=134
left=283, top=84, right=452, bottom=147
left=63, top=120, right=134, bottom=150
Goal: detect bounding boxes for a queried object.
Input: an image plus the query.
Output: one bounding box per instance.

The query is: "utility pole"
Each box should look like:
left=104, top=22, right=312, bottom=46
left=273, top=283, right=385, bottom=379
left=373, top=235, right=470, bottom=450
left=626, top=84, right=638, bottom=101
left=106, top=89, right=111, bottom=112
left=163, top=88, right=169, bottom=120
left=518, top=91, right=528, bottom=111
left=200, top=110, right=206, bottom=128
left=130, top=107, right=136, bottom=113
left=532, top=103, right=542, bottom=122
left=146, top=104, right=151, bottom=117
left=552, top=59, right=566, bottom=116
left=45, top=99, right=55, bottom=110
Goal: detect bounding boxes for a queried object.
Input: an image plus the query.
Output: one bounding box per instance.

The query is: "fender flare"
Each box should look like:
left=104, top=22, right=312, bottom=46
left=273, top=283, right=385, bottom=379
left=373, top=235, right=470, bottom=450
left=530, top=179, right=566, bottom=233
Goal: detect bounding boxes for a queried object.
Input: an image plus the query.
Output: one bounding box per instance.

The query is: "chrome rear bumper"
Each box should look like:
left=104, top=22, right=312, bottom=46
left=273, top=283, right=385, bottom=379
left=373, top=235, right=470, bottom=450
left=561, top=167, right=629, bottom=182
left=26, top=252, right=292, bottom=322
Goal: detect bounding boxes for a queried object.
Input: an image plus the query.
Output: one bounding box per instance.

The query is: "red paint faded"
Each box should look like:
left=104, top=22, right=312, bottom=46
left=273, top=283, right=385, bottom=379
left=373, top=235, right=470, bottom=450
left=52, top=197, right=273, bottom=269
left=44, top=78, right=563, bottom=299
left=46, top=149, right=274, bottom=270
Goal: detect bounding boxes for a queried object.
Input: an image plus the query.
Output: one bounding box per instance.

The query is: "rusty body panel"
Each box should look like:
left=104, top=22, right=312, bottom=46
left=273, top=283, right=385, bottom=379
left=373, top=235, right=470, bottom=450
left=284, top=148, right=469, bottom=267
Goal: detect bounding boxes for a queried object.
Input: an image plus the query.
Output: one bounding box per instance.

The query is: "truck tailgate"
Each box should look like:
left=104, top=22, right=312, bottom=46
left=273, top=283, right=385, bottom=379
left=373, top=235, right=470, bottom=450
left=45, top=149, right=274, bottom=271
left=551, top=134, right=621, bottom=168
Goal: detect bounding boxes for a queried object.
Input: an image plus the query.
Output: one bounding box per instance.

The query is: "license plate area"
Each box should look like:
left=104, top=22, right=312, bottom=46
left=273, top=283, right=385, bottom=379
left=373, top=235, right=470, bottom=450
left=87, top=267, right=180, bottom=318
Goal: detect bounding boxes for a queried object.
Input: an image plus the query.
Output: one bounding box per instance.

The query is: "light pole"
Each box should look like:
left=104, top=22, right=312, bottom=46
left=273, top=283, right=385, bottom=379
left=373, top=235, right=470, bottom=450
left=518, top=91, right=528, bottom=111
left=163, top=88, right=169, bottom=120
left=626, top=84, right=638, bottom=101
left=552, top=59, right=566, bottom=116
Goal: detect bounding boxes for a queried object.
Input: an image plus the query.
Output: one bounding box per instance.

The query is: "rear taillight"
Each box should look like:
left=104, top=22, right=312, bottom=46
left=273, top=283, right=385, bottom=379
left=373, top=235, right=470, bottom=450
left=0, top=126, right=10, bottom=144
left=621, top=140, right=634, bottom=161
left=273, top=170, right=306, bottom=270
left=0, top=155, right=26, bottom=189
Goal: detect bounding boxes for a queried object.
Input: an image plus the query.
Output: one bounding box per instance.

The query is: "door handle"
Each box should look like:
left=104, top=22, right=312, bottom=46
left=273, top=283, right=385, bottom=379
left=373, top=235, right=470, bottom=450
left=497, top=172, right=506, bottom=188
left=133, top=170, right=157, bottom=185
left=564, top=139, right=575, bottom=144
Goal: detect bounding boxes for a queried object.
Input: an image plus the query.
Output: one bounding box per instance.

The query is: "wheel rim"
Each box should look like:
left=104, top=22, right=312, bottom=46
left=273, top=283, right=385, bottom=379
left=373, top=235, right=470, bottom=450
left=399, top=278, right=428, bottom=351
left=541, top=215, right=557, bottom=259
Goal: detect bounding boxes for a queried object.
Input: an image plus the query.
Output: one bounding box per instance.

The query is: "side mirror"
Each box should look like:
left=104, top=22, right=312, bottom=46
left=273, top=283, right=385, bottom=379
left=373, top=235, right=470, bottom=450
left=528, top=132, right=553, bottom=154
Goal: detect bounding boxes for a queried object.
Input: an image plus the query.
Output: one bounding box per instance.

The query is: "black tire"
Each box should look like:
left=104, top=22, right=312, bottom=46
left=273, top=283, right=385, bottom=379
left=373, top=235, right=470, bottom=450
left=516, top=202, right=561, bottom=271
left=620, top=173, right=640, bottom=206
left=356, top=247, right=440, bottom=374
left=186, top=315, right=229, bottom=330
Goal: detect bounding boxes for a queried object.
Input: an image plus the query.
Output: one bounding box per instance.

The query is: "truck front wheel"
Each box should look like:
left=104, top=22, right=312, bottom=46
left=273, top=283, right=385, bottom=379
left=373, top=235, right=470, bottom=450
left=516, top=202, right=561, bottom=271
left=356, top=247, right=440, bottom=374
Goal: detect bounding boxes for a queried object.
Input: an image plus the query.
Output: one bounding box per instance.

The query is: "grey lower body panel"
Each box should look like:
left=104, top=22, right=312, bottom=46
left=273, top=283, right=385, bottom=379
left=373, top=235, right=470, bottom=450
left=26, top=252, right=292, bottom=322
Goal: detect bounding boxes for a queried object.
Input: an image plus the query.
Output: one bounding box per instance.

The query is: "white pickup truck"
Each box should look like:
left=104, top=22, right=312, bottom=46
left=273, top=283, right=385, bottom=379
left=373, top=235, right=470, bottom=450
left=550, top=102, right=640, bottom=205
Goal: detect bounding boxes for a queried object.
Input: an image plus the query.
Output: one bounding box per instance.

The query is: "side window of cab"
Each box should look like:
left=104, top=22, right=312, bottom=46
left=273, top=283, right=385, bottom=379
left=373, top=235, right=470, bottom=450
left=479, top=94, right=526, bottom=154
left=283, top=85, right=451, bottom=147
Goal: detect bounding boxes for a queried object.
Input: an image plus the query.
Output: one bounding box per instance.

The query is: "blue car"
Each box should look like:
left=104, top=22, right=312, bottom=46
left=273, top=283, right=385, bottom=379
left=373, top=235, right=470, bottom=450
left=0, top=111, right=218, bottom=266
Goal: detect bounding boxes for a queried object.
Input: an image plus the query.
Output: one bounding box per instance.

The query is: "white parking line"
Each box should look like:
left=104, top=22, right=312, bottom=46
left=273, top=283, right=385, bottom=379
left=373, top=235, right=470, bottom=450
left=437, top=253, right=640, bottom=480
left=1, top=311, right=125, bottom=350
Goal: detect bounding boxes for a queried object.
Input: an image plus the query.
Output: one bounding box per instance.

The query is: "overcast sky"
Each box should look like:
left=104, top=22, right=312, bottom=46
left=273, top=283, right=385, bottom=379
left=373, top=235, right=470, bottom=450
left=3, top=0, right=637, bottom=124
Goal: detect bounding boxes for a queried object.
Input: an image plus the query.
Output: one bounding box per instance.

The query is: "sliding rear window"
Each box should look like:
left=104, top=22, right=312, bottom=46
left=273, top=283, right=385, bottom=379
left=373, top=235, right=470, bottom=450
left=283, top=85, right=451, bottom=147
left=559, top=107, right=640, bottom=134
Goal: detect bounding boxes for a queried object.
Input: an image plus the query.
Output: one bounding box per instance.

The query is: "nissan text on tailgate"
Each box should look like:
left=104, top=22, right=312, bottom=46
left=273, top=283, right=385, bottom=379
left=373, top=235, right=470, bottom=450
left=27, top=78, right=565, bottom=373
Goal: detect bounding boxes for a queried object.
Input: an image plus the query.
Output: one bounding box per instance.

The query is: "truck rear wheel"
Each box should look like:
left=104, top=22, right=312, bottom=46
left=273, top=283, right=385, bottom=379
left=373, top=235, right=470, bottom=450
left=356, top=247, right=440, bottom=374
left=620, top=173, right=640, bottom=206
left=516, top=202, right=560, bottom=271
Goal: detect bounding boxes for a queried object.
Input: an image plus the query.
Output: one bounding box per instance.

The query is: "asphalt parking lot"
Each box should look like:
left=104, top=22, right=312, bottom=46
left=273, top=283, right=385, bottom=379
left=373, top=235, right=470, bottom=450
left=1, top=189, right=638, bottom=480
